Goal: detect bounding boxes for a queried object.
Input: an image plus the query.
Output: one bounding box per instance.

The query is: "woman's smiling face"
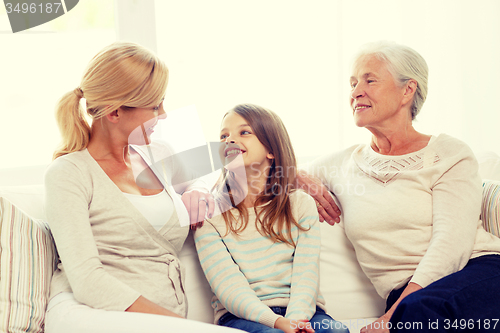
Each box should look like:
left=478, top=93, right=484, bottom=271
left=125, top=99, right=166, bottom=145
left=349, top=56, right=407, bottom=129
left=219, top=112, right=273, bottom=172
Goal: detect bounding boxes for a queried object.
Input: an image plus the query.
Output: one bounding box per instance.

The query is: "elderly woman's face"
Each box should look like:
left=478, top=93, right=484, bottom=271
left=349, top=56, right=407, bottom=128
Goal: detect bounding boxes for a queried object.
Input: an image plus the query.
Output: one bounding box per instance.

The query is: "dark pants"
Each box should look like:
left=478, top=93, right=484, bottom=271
left=386, top=254, right=500, bottom=332
left=218, top=306, right=350, bottom=333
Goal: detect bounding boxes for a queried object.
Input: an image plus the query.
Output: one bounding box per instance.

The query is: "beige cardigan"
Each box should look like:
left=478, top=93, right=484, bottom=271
left=44, top=144, right=194, bottom=316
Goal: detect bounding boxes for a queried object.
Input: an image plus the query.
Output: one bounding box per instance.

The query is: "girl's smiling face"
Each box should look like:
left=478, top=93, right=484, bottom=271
left=219, top=112, right=274, bottom=173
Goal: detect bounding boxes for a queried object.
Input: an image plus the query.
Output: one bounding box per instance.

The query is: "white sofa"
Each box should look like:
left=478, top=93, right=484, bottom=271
left=1, top=153, right=499, bottom=333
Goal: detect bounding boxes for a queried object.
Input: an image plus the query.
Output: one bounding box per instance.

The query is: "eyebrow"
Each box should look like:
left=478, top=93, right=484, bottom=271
left=350, top=72, right=377, bottom=81
left=220, top=124, right=250, bottom=133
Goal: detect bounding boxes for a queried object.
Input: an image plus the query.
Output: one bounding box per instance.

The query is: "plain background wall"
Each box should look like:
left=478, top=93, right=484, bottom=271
left=0, top=0, right=499, bottom=174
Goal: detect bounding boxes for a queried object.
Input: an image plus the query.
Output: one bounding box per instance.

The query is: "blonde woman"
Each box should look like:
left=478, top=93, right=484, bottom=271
left=44, top=42, right=239, bottom=333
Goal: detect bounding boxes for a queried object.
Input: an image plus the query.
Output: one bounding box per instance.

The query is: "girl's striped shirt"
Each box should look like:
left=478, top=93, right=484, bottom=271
left=194, top=190, right=325, bottom=328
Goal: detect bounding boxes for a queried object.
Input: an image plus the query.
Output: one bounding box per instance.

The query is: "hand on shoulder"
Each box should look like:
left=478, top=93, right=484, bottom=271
left=295, top=170, right=341, bottom=225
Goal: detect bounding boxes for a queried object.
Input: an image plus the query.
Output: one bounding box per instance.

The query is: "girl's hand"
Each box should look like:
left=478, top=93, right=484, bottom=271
left=274, top=317, right=315, bottom=333
left=296, top=171, right=341, bottom=225
left=181, top=189, right=215, bottom=229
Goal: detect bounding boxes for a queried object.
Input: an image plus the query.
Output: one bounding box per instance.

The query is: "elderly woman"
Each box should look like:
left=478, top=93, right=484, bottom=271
left=44, top=42, right=238, bottom=333
left=300, top=42, right=500, bottom=333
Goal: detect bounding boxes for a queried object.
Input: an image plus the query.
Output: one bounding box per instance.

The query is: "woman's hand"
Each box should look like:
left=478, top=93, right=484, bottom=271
left=360, top=313, right=391, bottom=333
left=296, top=170, right=341, bottom=225
left=181, top=189, right=215, bottom=229
left=274, top=317, right=315, bottom=333
left=126, top=296, right=184, bottom=318
left=361, top=282, right=423, bottom=333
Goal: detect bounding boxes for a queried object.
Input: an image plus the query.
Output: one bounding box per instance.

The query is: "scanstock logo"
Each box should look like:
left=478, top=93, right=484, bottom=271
left=4, top=0, right=79, bottom=33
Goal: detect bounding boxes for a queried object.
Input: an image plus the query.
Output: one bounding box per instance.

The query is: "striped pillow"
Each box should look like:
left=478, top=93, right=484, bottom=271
left=482, top=180, right=500, bottom=237
left=0, top=197, right=57, bottom=333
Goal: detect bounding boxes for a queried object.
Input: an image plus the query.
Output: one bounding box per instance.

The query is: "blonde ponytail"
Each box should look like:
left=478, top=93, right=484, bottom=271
left=53, top=89, right=91, bottom=159
left=52, top=42, right=168, bottom=159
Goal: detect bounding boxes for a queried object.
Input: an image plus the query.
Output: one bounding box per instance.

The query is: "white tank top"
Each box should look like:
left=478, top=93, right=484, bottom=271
left=123, top=189, right=174, bottom=230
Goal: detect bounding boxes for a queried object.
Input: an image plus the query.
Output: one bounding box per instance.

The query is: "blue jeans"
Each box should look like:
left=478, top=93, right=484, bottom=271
left=387, top=254, right=500, bottom=332
left=218, top=306, right=350, bottom=333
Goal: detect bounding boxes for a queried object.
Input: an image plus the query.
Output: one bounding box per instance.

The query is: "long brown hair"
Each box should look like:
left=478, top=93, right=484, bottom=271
left=53, top=42, right=168, bottom=159
left=215, top=103, right=307, bottom=246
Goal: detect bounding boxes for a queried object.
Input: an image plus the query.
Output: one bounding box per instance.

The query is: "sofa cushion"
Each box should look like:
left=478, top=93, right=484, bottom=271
left=0, top=185, right=45, bottom=221
left=0, top=198, right=57, bottom=333
left=179, top=230, right=215, bottom=323
left=478, top=152, right=500, bottom=181
left=319, top=222, right=385, bottom=320
left=482, top=180, right=500, bottom=237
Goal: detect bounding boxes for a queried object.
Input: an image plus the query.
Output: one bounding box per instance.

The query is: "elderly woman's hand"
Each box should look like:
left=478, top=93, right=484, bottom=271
left=296, top=170, right=341, bottom=225
left=361, top=282, right=422, bottom=333
left=360, top=314, right=391, bottom=333
left=181, top=189, right=215, bottom=229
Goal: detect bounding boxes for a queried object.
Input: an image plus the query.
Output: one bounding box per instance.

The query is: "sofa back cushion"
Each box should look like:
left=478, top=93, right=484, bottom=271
left=319, top=222, right=385, bottom=320
left=0, top=198, right=57, bottom=333
left=0, top=185, right=45, bottom=221
left=179, top=231, right=216, bottom=323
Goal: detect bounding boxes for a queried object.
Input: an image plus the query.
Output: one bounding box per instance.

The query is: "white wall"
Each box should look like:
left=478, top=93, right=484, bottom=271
left=0, top=0, right=499, bottom=174
left=154, top=0, right=500, bottom=163
left=0, top=0, right=115, bottom=170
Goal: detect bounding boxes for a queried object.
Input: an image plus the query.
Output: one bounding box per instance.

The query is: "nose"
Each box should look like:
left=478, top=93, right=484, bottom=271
left=158, top=105, right=167, bottom=120
left=224, top=135, right=236, bottom=144
left=351, top=83, right=365, bottom=100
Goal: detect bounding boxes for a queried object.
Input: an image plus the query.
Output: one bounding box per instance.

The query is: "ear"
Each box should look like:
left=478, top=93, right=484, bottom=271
left=105, top=109, right=120, bottom=124
left=267, top=152, right=275, bottom=160
left=403, top=79, right=417, bottom=104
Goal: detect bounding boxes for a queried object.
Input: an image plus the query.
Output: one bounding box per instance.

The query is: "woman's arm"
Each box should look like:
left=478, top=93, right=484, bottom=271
left=285, top=193, right=322, bottom=321
left=410, top=143, right=481, bottom=288
left=132, top=142, right=215, bottom=225
left=194, top=222, right=282, bottom=328
left=162, top=144, right=215, bottom=225
left=296, top=170, right=341, bottom=225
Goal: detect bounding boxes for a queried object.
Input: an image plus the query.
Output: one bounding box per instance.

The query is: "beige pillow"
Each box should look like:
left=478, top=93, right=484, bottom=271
left=0, top=197, right=57, bottom=333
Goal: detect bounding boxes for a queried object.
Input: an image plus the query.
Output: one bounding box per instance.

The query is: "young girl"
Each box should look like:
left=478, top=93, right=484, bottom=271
left=194, top=104, right=349, bottom=333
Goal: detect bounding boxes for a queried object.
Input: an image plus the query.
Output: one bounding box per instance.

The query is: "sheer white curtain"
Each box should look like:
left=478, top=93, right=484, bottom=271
left=154, top=0, right=500, bottom=163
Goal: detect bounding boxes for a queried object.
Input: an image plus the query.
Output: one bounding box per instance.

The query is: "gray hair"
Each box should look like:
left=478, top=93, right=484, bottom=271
left=354, top=41, right=428, bottom=120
